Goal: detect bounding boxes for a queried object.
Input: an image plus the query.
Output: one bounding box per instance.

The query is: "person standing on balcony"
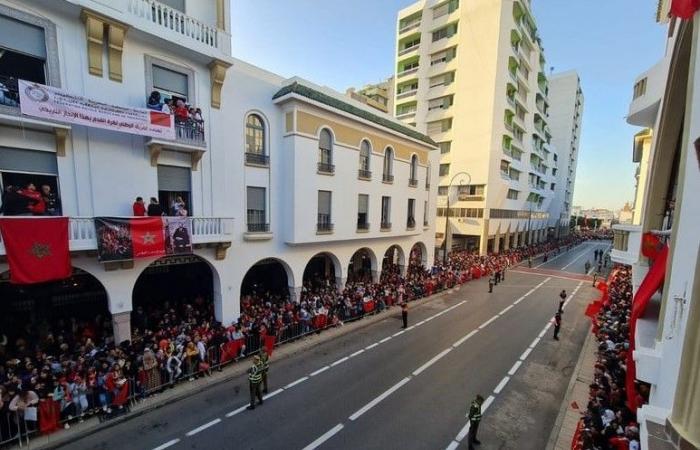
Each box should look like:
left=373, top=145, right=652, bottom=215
left=132, top=197, right=146, bottom=216
left=147, top=198, right=164, bottom=216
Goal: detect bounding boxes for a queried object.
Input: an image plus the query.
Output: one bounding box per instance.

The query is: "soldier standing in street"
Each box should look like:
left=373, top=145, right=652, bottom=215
left=468, top=394, right=484, bottom=450
left=558, top=289, right=567, bottom=313
left=247, top=355, right=263, bottom=410
left=553, top=312, right=562, bottom=341
left=401, top=302, right=408, bottom=329
left=592, top=272, right=598, bottom=287
left=259, top=350, right=270, bottom=394
left=488, top=275, right=494, bottom=293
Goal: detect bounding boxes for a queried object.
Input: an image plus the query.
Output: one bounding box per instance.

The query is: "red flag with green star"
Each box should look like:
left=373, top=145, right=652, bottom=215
left=0, top=217, right=71, bottom=284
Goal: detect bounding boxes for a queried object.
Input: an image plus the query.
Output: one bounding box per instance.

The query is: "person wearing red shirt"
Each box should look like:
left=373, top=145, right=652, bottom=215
left=132, top=197, right=146, bottom=216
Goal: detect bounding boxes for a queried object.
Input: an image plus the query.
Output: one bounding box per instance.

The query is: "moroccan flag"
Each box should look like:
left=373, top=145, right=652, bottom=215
left=671, top=0, right=700, bottom=19
left=641, top=232, right=662, bottom=260
left=263, top=335, right=276, bottom=357
left=0, top=217, right=71, bottom=284
left=131, top=217, right=166, bottom=259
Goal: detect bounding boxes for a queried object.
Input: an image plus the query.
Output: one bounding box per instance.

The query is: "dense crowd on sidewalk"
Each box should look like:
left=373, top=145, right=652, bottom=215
left=0, top=232, right=600, bottom=442
left=576, top=266, right=643, bottom=450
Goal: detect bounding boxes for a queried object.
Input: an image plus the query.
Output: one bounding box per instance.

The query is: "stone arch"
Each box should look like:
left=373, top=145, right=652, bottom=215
left=409, top=241, right=428, bottom=268
left=381, top=244, right=406, bottom=278
left=347, top=247, right=378, bottom=283
left=303, top=251, right=344, bottom=290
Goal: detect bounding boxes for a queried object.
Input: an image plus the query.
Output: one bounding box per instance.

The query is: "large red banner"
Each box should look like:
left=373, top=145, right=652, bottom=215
left=94, top=217, right=192, bottom=262
left=0, top=217, right=71, bottom=284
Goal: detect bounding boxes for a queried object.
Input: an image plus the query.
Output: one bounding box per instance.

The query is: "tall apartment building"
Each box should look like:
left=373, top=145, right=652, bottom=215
left=610, top=2, right=700, bottom=448
left=393, top=0, right=568, bottom=254
left=0, top=0, right=438, bottom=344
left=547, top=71, right=584, bottom=237
left=346, top=76, right=395, bottom=114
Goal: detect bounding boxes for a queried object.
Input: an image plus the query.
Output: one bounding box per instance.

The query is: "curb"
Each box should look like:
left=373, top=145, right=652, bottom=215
left=545, top=324, right=594, bottom=450
left=34, top=286, right=458, bottom=449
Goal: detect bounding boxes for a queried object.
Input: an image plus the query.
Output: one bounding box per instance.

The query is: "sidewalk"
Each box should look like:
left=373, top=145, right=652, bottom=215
left=23, top=286, right=460, bottom=450
left=547, top=325, right=597, bottom=450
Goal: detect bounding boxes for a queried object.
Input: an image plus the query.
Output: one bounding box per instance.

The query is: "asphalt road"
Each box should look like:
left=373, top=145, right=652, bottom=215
left=62, top=241, right=611, bottom=450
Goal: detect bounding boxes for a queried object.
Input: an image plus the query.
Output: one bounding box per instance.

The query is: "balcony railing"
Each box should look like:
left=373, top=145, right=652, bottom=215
left=610, top=224, right=642, bottom=265
left=383, top=174, right=394, bottom=183
left=247, top=222, right=270, bottom=233
left=407, top=217, right=416, bottom=229
left=128, top=0, right=220, bottom=49
left=381, top=221, right=392, bottom=230
left=0, top=76, right=20, bottom=108
left=408, top=178, right=418, bottom=187
left=358, top=169, right=372, bottom=180
left=317, top=162, right=335, bottom=174
left=399, top=20, right=421, bottom=34
left=397, top=67, right=419, bottom=78
left=245, top=152, right=270, bottom=166
left=357, top=221, right=370, bottom=231
left=317, top=214, right=334, bottom=232
left=0, top=216, right=234, bottom=255
left=396, top=89, right=418, bottom=100
left=398, top=44, right=420, bottom=56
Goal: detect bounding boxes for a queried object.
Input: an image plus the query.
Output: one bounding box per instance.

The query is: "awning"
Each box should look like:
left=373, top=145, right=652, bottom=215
left=626, top=244, right=669, bottom=410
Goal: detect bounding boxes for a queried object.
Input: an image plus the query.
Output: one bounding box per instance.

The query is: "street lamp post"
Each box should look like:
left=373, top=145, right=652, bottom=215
left=442, top=171, right=471, bottom=265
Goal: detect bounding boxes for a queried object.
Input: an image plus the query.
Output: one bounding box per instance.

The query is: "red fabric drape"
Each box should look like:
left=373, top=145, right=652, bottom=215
left=671, top=0, right=700, bottom=19
left=0, top=217, right=71, bottom=284
left=264, top=335, right=276, bottom=357
left=38, top=399, right=61, bottom=434
left=626, top=245, right=669, bottom=410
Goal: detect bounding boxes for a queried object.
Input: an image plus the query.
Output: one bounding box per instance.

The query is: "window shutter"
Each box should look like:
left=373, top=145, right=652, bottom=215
left=247, top=187, right=266, bottom=211
left=318, top=191, right=331, bottom=215
left=153, top=65, right=189, bottom=97
left=0, top=16, right=46, bottom=59
left=157, top=165, right=191, bottom=191
left=358, top=194, right=369, bottom=214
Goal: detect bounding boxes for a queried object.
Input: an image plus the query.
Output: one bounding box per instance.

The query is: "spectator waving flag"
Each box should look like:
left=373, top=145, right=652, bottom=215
left=0, top=217, right=71, bottom=284
left=94, top=217, right=192, bottom=262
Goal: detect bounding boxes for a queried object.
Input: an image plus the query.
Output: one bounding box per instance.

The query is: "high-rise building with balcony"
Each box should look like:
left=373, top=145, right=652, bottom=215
left=393, top=0, right=569, bottom=254
left=346, top=76, right=395, bottom=114
left=547, top=71, right=584, bottom=237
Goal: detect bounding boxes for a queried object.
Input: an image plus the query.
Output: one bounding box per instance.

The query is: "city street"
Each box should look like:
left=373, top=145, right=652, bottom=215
left=61, top=241, right=610, bottom=450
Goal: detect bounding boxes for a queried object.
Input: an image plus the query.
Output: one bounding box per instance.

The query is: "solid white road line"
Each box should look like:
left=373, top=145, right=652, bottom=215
left=455, top=422, right=471, bottom=441
left=302, top=424, right=344, bottom=450
left=481, top=395, right=495, bottom=412
left=225, top=405, right=247, bottom=418
left=152, top=439, right=181, bottom=450
left=349, top=349, right=365, bottom=358
left=349, top=377, right=411, bottom=421
left=310, top=366, right=330, bottom=377
left=263, top=388, right=284, bottom=400
left=508, top=361, right=522, bottom=376
left=519, top=348, right=532, bottom=361
left=452, top=329, right=478, bottom=348
left=284, top=376, right=309, bottom=389
left=330, top=356, right=349, bottom=367
left=478, top=315, right=499, bottom=330
left=445, top=440, right=461, bottom=450
left=529, top=337, right=541, bottom=349
left=499, top=305, right=514, bottom=315
left=493, top=376, right=510, bottom=394
left=185, top=418, right=221, bottom=437
left=538, top=328, right=547, bottom=339
left=412, top=348, right=453, bottom=376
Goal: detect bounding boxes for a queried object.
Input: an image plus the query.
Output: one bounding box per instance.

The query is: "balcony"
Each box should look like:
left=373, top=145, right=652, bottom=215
left=398, top=44, right=420, bottom=56
left=358, top=169, right=372, bottom=180
left=0, top=216, right=234, bottom=257
left=317, top=215, right=334, bottom=233
left=317, top=162, right=335, bottom=174
left=245, top=152, right=269, bottom=167
left=383, top=174, right=394, bottom=183
left=408, top=178, right=418, bottom=187
left=396, top=88, right=418, bottom=100
left=458, top=194, right=484, bottom=201
left=380, top=221, right=392, bottom=231
left=0, top=76, right=20, bottom=109
left=407, top=217, right=416, bottom=230
left=397, top=67, right=419, bottom=78
left=357, top=221, right=370, bottom=232
left=627, top=59, right=666, bottom=127
left=610, top=224, right=642, bottom=265
left=399, top=20, right=421, bottom=34
left=396, top=110, right=417, bottom=120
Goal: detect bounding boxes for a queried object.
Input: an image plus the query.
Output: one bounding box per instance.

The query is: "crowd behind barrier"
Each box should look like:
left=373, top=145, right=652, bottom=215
left=574, top=266, right=644, bottom=450
left=0, top=232, right=609, bottom=447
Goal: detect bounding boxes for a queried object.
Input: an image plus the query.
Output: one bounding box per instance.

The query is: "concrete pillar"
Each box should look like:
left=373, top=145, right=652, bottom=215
left=335, top=276, right=347, bottom=292
left=513, top=230, right=519, bottom=248
left=112, top=311, right=131, bottom=345
left=371, top=270, right=380, bottom=283
left=398, top=265, right=407, bottom=278
left=289, top=286, right=302, bottom=303
left=504, top=230, right=511, bottom=251
left=479, top=218, right=489, bottom=256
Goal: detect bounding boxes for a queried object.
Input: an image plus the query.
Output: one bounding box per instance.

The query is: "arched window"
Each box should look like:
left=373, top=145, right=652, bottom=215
left=426, top=163, right=431, bottom=188
left=246, top=114, right=265, bottom=155
left=383, top=147, right=394, bottom=182
left=319, top=129, right=333, bottom=173
left=359, top=140, right=371, bottom=176
left=410, top=154, right=418, bottom=181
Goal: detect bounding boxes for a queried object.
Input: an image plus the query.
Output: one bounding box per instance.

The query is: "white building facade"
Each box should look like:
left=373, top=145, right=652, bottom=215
left=0, top=0, right=438, bottom=343
left=392, top=0, right=576, bottom=255
left=611, top=3, right=700, bottom=449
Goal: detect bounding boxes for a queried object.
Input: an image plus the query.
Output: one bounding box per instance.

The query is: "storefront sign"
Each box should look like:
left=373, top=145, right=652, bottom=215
left=19, top=80, right=175, bottom=139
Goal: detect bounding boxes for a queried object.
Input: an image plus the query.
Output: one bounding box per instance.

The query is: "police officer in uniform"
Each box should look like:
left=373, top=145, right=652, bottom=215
left=553, top=311, right=562, bottom=341
left=558, top=289, right=567, bottom=313
left=401, top=302, right=408, bottom=329
left=468, top=394, right=484, bottom=449
left=488, top=275, right=494, bottom=293
left=247, top=355, right=263, bottom=410
left=259, top=350, right=270, bottom=394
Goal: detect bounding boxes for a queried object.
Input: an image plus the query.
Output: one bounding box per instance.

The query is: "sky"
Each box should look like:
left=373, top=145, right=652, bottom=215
left=231, top=0, right=668, bottom=210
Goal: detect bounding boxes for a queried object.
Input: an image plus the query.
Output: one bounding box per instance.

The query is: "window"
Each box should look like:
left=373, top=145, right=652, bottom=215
left=0, top=148, right=60, bottom=216
left=397, top=81, right=418, bottom=94
left=439, top=163, right=450, bottom=176
left=245, top=114, right=266, bottom=161
left=509, top=168, right=520, bottom=181
left=500, top=160, right=510, bottom=174
left=423, top=200, right=429, bottom=226
left=427, top=119, right=452, bottom=134
left=381, top=196, right=392, bottom=227
left=430, top=47, right=457, bottom=65
left=458, top=185, right=485, bottom=197
left=0, top=15, right=48, bottom=107
left=152, top=64, right=189, bottom=103
left=407, top=199, right=416, bottom=228
left=410, top=154, right=418, bottom=182
left=357, top=194, right=369, bottom=229
left=318, top=129, right=334, bottom=172
left=160, top=0, right=185, bottom=11
left=246, top=186, right=267, bottom=232
left=432, top=23, right=458, bottom=42
left=438, top=186, right=448, bottom=195
left=429, top=71, right=455, bottom=88
left=428, top=95, right=454, bottom=110
left=426, top=164, right=431, bottom=188
left=317, top=190, right=332, bottom=231
left=551, top=183, right=556, bottom=190
left=507, top=189, right=519, bottom=200
left=383, top=147, right=394, bottom=181
left=438, top=141, right=451, bottom=154
left=359, top=140, right=371, bottom=176
left=433, top=0, right=459, bottom=18
left=552, top=168, right=558, bottom=176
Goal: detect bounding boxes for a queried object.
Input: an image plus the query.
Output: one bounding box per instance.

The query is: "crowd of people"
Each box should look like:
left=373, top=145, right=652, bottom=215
left=1, top=233, right=598, bottom=443
left=132, top=196, right=188, bottom=217
left=575, top=266, right=644, bottom=450
left=146, top=91, right=204, bottom=142
left=0, top=183, right=61, bottom=216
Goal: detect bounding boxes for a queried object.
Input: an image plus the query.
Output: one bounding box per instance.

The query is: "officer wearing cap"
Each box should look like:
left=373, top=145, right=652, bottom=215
left=247, top=355, right=263, bottom=410
left=468, top=394, right=484, bottom=449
